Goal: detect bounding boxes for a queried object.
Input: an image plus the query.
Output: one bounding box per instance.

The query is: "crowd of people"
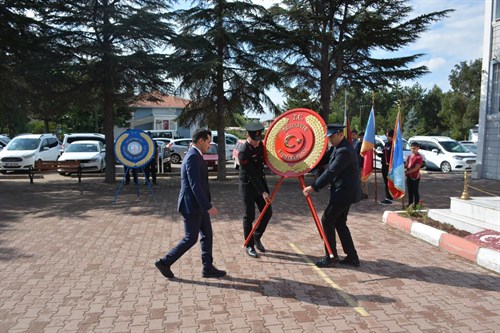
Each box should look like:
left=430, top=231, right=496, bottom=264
left=154, top=122, right=423, bottom=280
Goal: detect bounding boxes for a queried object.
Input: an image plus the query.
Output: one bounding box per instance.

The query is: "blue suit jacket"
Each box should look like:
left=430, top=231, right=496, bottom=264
left=177, top=147, right=212, bottom=214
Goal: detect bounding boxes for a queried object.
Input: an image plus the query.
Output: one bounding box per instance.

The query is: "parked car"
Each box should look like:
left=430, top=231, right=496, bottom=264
left=0, top=135, right=10, bottom=152
left=61, top=133, right=105, bottom=156
left=408, top=136, right=476, bottom=172
left=153, top=139, right=172, bottom=172
left=0, top=134, right=61, bottom=173
left=232, top=139, right=246, bottom=169
left=459, top=141, right=478, bottom=154
left=203, top=143, right=219, bottom=171
left=149, top=129, right=180, bottom=140
left=58, top=140, right=106, bottom=174
left=166, top=138, right=192, bottom=164
left=211, top=131, right=239, bottom=160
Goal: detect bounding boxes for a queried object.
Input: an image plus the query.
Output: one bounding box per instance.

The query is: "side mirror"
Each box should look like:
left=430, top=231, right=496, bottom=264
left=41, top=146, right=50, bottom=151
left=431, top=149, right=439, bottom=154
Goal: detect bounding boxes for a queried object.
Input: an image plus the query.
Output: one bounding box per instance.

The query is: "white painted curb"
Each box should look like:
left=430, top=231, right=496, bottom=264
left=411, top=222, right=446, bottom=247
left=476, top=248, right=500, bottom=273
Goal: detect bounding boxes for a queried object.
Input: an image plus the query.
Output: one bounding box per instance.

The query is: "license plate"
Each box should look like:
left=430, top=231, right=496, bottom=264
left=5, top=163, right=19, bottom=167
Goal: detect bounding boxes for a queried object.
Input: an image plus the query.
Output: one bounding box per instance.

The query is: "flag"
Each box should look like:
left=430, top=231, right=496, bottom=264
left=360, top=107, right=375, bottom=182
left=388, top=112, right=405, bottom=199
left=344, top=118, right=352, bottom=145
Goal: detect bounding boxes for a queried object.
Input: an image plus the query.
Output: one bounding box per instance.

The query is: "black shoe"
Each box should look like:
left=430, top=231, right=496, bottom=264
left=379, top=199, right=393, bottom=205
left=254, top=240, right=266, bottom=252
left=339, top=256, right=360, bottom=267
left=202, top=266, right=226, bottom=278
left=315, top=255, right=340, bottom=267
left=155, top=259, right=174, bottom=279
left=246, top=246, right=258, bottom=258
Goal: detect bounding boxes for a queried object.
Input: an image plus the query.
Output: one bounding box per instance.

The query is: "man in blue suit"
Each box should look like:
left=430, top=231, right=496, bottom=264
left=303, top=124, right=361, bottom=268
left=155, top=129, right=226, bottom=279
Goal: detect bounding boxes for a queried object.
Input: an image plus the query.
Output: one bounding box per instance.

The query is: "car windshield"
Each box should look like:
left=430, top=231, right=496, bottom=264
left=463, top=144, right=477, bottom=153
left=206, top=144, right=218, bottom=154
left=7, top=138, right=40, bottom=150
left=66, top=143, right=99, bottom=153
left=439, top=141, right=469, bottom=153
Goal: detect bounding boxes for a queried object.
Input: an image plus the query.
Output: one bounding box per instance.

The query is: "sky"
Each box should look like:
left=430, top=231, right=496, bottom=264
left=248, top=0, right=486, bottom=120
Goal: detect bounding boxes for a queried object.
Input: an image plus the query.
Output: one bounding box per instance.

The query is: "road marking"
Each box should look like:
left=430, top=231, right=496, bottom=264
left=289, top=243, right=370, bottom=317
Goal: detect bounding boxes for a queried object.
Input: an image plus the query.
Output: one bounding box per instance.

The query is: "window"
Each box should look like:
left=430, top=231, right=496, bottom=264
left=496, top=0, right=500, bottom=20
left=492, top=63, right=500, bottom=114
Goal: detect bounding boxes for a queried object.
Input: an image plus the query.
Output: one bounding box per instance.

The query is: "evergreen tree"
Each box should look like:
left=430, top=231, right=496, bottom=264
left=169, top=0, right=281, bottom=180
left=264, top=0, right=452, bottom=122
left=35, top=0, right=176, bottom=182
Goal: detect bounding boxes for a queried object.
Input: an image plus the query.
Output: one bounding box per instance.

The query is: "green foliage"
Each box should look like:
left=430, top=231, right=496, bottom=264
left=265, top=0, right=452, bottom=122
left=438, top=59, right=481, bottom=140
left=405, top=201, right=427, bottom=221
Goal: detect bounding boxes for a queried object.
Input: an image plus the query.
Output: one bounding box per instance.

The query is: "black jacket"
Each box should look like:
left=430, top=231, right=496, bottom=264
left=311, top=138, right=362, bottom=204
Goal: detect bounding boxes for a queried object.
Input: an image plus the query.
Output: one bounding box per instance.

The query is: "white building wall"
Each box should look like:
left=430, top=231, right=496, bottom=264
left=476, top=1, right=500, bottom=180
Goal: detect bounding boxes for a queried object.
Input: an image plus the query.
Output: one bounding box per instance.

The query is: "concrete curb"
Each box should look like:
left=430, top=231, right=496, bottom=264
left=382, top=211, right=499, bottom=273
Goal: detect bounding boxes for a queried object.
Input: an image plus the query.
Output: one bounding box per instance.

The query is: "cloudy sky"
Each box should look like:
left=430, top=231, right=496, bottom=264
left=248, top=0, right=486, bottom=118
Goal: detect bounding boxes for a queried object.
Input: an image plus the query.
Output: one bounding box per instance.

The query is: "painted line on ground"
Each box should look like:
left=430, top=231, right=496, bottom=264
left=289, top=243, right=370, bottom=317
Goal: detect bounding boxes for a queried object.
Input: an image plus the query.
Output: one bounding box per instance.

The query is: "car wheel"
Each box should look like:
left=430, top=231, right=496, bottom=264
left=171, top=154, right=181, bottom=164
left=440, top=161, right=451, bottom=173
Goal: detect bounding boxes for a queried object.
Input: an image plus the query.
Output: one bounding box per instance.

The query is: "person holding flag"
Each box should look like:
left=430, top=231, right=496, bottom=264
left=388, top=112, right=406, bottom=201
left=379, top=129, right=394, bottom=205
left=360, top=107, right=375, bottom=185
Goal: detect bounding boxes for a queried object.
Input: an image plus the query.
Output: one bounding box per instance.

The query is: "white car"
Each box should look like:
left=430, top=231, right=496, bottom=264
left=58, top=140, right=106, bottom=174
left=0, top=134, right=61, bottom=173
left=409, top=136, right=476, bottom=172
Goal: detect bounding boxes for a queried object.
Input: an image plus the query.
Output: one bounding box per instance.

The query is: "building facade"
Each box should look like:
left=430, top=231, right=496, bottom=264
left=476, top=0, right=500, bottom=180
left=129, top=95, right=192, bottom=138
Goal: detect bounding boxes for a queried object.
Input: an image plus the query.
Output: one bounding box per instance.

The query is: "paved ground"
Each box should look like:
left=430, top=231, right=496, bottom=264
left=0, top=168, right=499, bottom=333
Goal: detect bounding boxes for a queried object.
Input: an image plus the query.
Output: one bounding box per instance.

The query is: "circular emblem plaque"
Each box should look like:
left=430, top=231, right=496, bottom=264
left=114, top=129, right=155, bottom=168
left=264, top=108, right=327, bottom=177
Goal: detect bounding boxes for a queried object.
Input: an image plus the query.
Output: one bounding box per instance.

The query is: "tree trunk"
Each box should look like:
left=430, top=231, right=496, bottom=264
left=215, top=0, right=226, bottom=181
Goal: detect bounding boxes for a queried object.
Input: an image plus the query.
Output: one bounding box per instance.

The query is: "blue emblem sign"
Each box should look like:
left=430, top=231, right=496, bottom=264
left=114, top=129, right=154, bottom=168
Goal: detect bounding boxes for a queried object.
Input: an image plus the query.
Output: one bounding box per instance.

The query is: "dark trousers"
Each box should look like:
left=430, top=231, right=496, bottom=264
left=125, top=168, right=138, bottom=184
left=407, top=177, right=420, bottom=206
left=145, top=160, right=157, bottom=184
left=162, top=211, right=213, bottom=270
left=241, top=184, right=272, bottom=247
left=381, top=166, right=393, bottom=200
left=321, top=202, right=357, bottom=258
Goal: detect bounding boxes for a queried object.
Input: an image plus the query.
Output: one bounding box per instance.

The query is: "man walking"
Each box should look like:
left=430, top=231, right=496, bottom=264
left=155, top=129, right=226, bottom=279
left=303, top=124, right=361, bottom=268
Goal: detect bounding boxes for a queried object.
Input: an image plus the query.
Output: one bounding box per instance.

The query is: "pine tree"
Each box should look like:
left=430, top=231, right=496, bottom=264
left=35, top=0, right=176, bottom=182
left=263, top=0, right=452, bottom=122
left=169, top=0, right=281, bottom=180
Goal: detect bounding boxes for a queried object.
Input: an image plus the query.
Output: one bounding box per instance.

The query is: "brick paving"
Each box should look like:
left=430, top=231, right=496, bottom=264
left=0, top=169, right=499, bottom=332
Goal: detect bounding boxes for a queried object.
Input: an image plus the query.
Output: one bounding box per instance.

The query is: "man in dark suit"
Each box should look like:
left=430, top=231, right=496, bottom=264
left=155, top=129, right=226, bottom=279
left=303, top=124, right=361, bottom=268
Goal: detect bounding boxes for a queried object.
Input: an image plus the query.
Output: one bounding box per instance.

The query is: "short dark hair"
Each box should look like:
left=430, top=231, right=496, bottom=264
left=387, top=129, right=394, bottom=138
left=352, top=129, right=358, bottom=134
left=359, top=131, right=365, bottom=136
left=192, top=128, right=211, bottom=143
left=410, top=141, right=420, bottom=148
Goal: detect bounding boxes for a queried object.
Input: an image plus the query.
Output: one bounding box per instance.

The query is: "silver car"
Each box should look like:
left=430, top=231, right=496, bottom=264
left=167, top=138, right=192, bottom=164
